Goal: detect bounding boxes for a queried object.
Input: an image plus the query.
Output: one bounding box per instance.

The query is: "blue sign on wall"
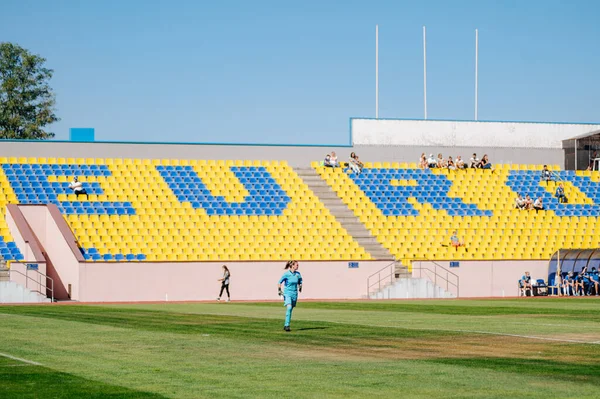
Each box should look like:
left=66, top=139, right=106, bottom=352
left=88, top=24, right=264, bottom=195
left=449, top=261, right=460, bottom=268
left=348, top=262, right=359, bottom=269
left=26, top=263, right=39, bottom=271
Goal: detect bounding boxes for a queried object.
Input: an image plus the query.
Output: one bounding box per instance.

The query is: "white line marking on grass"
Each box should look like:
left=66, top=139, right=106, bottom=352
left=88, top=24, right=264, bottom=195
left=0, top=352, right=42, bottom=366
left=176, top=310, right=600, bottom=345
left=0, top=363, right=36, bottom=367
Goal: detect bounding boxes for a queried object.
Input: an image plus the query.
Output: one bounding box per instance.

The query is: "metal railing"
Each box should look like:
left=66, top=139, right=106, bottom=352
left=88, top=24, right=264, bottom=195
left=366, top=261, right=396, bottom=297
left=412, top=259, right=460, bottom=297
left=5, top=261, right=54, bottom=302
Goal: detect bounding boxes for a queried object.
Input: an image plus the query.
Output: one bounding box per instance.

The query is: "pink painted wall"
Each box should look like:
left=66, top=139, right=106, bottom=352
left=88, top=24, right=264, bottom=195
left=20, top=206, right=81, bottom=300
left=5, top=208, right=34, bottom=261
left=412, top=260, right=549, bottom=297
left=78, top=261, right=390, bottom=302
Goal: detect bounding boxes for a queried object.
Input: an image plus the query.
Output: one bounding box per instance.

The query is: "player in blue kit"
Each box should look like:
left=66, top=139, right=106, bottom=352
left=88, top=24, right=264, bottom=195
left=278, top=260, right=302, bottom=332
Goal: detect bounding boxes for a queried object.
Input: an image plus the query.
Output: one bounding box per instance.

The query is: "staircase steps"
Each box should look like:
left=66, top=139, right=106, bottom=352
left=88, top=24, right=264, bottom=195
left=295, top=167, right=395, bottom=261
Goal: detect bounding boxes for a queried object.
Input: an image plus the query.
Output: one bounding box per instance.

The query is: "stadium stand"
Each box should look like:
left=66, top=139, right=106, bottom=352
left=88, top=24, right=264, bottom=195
left=0, top=157, right=368, bottom=262
left=2, top=156, right=599, bottom=265
left=314, top=162, right=600, bottom=262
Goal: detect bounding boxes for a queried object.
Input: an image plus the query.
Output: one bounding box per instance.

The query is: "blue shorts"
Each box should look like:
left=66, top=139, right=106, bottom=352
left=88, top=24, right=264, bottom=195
left=283, top=295, right=297, bottom=307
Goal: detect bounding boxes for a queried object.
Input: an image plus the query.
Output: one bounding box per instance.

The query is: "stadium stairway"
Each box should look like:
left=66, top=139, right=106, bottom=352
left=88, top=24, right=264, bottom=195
left=0, top=260, right=50, bottom=303
left=295, top=166, right=396, bottom=261
left=0, top=261, right=8, bottom=282
left=370, top=278, right=456, bottom=299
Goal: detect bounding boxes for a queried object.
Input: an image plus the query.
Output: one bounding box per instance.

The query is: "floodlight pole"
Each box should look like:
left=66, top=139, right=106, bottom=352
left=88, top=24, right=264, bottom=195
left=475, top=29, right=479, bottom=121
left=423, top=26, right=428, bottom=120
left=376, top=25, right=379, bottom=119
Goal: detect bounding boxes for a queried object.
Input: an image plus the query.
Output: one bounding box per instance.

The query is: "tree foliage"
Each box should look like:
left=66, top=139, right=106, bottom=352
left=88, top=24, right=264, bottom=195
left=0, top=42, right=59, bottom=140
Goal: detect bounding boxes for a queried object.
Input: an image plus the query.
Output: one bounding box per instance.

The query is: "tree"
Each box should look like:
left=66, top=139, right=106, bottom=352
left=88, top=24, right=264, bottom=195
left=0, top=42, right=59, bottom=139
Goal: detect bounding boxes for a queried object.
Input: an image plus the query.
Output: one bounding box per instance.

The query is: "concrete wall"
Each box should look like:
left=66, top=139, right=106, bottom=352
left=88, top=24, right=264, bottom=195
left=5, top=208, right=34, bottom=261
left=20, top=206, right=80, bottom=300
left=413, top=260, right=549, bottom=298
left=0, top=140, right=561, bottom=167
left=352, top=119, right=599, bottom=149
left=78, top=260, right=390, bottom=302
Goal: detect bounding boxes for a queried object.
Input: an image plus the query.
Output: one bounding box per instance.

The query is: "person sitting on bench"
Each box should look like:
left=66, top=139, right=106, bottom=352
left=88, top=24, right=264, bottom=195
left=449, top=231, right=467, bottom=251
left=520, top=271, right=533, bottom=296
left=68, top=177, right=88, bottom=198
left=541, top=165, right=555, bottom=185
left=555, top=183, right=568, bottom=203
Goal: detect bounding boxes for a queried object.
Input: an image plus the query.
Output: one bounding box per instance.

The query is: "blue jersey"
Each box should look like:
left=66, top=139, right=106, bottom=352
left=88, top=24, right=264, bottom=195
left=279, top=270, right=303, bottom=297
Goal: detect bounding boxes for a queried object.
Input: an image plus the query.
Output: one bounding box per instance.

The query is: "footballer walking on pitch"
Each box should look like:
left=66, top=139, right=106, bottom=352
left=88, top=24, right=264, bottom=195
left=278, top=260, right=302, bottom=332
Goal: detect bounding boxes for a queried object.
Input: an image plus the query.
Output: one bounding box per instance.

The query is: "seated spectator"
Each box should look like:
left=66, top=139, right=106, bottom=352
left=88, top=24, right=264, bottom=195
left=469, top=153, right=479, bottom=168
left=562, top=272, right=574, bottom=296
left=514, top=194, right=526, bottom=210
left=330, top=151, right=340, bottom=167
left=541, top=165, right=555, bottom=185
left=590, top=268, right=599, bottom=296
left=477, top=154, right=494, bottom=171
left=348, top=152, right=363, bottom=174
left=574, top=271, right=584, bottom=296
left=427, top=154, right=437, bottom=168
left=449, top=231, right=467, bottom=251
left=519, top=271, right=533, bottom=296
left=524, top=195, right=533, bottom=210
left=555, top=183, right=568, bottom=203
left=68, top=177, right=88, bottom=198
left=447, top=156, right=456, bottom=170
left=324, top=152, right=340, bottom=168
left=436, top=153, right=446, bottom=169
left=581, top=266, right=593, bottom=296
left=455, top=155, right=465, bottom=170
left=533, top=196, right=545, bottom=213
left=419, top=153, right=428, bottom=169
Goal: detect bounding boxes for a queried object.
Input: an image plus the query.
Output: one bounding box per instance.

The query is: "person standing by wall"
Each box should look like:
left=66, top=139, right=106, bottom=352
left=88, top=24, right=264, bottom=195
left=217, top=265, right=231, bottom=302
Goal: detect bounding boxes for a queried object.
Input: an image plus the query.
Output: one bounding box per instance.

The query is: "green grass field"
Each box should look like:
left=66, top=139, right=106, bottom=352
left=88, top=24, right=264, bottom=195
left=1, top=298, right=599, bottom=398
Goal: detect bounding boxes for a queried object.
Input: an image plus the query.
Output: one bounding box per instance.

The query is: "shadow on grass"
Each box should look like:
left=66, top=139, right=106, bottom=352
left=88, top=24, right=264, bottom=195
left=0, top=357, right=165, bottom=399
left=429, top=357, right=600, bottom=385
left=295, top=327, right=328, bottom=331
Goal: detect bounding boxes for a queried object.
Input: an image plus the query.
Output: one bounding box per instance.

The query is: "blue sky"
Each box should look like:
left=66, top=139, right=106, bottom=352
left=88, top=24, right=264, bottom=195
left=2, top=0, right=600, bottom=144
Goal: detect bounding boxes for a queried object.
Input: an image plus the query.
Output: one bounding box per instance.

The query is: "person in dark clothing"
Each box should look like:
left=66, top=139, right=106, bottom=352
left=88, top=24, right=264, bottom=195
left=217, top=265, right=231, bottom=302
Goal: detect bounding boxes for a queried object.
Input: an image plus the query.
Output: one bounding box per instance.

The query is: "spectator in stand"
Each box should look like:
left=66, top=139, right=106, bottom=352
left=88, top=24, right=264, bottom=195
left=330, top=151, right=340, bottom=167
left=419, top=153, right=428, bottom=169
left=447, top=156, right=456, bottom=170
left=524, top=195, right=533, bottom=210
left=324, top=152, right=339, bottom=168
left=477, top=154, right=494, bottom=171
left=541, top=165, right=555, bottom=185
left=455, top=155, right=465, bottom=170
left=520, top=271, right=533, bottom=296
left=68, top=177, right=88, bottom=198
left=515, top=194, right=526, bottom=210
left=469, top=153, right=479, bottom=168
left=348, top=152, right=364, bottom=174
left=436, top=153, right=446, bottom=169
left=427, top=154, right=437, bottom=168
left=533, top=196, right=545, bottom=213
left=555, top=183, right=568, bottom=203
left=449, top=231, right=467, bottom=251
